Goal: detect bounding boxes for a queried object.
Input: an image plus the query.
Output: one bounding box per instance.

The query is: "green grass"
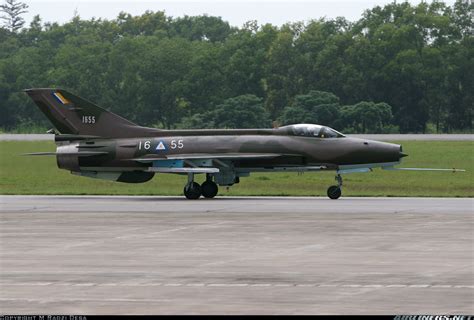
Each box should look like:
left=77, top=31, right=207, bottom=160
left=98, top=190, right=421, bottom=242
left=0, top=140, right=472, bottom=197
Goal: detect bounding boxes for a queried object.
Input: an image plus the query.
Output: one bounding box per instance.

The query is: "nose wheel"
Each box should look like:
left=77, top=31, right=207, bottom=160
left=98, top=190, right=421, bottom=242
left=327, top=174, right=343, bottom=200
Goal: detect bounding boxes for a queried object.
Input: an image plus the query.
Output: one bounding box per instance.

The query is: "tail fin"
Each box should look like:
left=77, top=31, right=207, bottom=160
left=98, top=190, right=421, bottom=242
left=25, top=88, right=152, bottom=138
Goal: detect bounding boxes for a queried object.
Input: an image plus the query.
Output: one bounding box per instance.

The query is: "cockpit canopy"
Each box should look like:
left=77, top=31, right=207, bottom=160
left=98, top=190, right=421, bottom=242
left=282, top=124, right=345, bottom=138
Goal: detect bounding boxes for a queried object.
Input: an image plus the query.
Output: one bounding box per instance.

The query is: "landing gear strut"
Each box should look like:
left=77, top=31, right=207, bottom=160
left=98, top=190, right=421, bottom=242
left=184, top=173, right=201, bottom=200
left=201, top=174, right=218, bottom=199
left=327, top=174, right=342, bottom=200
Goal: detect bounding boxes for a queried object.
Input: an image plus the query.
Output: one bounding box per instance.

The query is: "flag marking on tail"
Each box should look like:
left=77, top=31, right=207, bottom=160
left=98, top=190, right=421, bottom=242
left=52, top=92, right=70, bottom=105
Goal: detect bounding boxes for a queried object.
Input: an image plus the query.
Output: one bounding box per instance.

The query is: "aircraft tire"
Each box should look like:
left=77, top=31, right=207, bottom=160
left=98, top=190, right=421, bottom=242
left=184, top=182, right=201, bottom=200
left=201, top=181, right=218, bottom=198
left=327, top=185, right=342, bottom=200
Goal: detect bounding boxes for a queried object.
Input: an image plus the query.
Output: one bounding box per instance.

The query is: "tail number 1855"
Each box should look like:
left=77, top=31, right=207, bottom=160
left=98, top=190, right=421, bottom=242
left=82, top=116, right=96, bottom=124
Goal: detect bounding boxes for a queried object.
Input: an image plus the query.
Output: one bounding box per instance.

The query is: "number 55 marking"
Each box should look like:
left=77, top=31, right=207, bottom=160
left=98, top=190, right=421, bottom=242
left=170, top=139, right=184, bottom=149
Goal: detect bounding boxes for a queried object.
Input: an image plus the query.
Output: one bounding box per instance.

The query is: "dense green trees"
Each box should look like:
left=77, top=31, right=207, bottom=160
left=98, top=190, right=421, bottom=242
left=0, top=0, right=472, bottom=133
left=180, top=95, right=270, bottom=129
left=280, top=91, right=340, bottom=127
left=279, top=91, right=394, bottom=133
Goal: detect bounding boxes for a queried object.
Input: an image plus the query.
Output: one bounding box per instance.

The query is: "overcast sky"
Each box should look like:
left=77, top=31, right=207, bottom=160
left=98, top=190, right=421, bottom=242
left=22, top=0, right=456, bottom=27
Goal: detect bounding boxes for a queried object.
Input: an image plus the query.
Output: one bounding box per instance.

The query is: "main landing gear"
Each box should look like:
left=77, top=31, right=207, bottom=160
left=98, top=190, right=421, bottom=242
left=327, top=174, right=343, bottom=200
left=184, top=173, right=218, bottom=200
left=184, top=181, right=201, bottom=200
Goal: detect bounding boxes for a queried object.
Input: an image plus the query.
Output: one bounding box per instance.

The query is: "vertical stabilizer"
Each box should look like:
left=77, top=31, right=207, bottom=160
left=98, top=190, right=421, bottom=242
left=25, top=88, right=155, bottom=138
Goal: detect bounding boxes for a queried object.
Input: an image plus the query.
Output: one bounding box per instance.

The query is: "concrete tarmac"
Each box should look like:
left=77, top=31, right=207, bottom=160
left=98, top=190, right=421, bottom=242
left=0, top=196, right=473, bottom=314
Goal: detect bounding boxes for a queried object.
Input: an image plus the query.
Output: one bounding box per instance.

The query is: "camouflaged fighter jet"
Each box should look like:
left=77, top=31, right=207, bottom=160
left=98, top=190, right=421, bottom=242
left=24, top=88, right=465, bottom=200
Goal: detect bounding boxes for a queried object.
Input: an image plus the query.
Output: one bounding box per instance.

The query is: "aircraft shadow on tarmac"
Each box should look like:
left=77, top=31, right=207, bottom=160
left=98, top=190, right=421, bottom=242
left=46, top=196, right=377, bottom=202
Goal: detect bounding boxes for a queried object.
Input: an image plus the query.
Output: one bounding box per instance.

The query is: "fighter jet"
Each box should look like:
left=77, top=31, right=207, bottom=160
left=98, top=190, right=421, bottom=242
left=24, top=88, right=464, bottom=199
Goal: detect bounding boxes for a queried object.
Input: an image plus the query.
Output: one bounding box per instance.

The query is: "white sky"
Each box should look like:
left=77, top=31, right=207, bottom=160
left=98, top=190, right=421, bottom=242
left=22, top=0, right=456, bottom=27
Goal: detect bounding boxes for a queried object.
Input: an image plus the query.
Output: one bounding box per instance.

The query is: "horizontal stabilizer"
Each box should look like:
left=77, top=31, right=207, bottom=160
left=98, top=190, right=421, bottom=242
left=55, top=134, right=102, bottom=142
left=383, top=167, right=465, bottom=172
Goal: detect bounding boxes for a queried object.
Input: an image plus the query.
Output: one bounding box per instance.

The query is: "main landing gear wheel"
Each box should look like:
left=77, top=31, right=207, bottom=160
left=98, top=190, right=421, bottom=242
left=327, top=174, right=343, bottom=200
left=184, top=182, right=201, bottom=200
left=327, top=185, right=342, bottom=200
left=201, top=180, right=218, bottom=198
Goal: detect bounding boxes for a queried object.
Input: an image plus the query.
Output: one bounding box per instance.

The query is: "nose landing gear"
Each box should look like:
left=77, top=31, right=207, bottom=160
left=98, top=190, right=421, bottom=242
left=327, top=174, right=343, bottom=200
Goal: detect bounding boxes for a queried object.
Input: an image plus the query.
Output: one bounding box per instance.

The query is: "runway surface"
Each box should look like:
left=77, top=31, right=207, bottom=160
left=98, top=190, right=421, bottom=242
left=1, top=196, right=473, bottom=314
left=1, top=133, right=473, bottom=141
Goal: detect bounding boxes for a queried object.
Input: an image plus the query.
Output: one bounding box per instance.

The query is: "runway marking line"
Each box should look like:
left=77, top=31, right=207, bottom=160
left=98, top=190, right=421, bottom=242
left=250, top=284, right=271, bottom=287
left=1, top=282, right=472, bottom=289
left=342, top=284, right=363, bottom=288
left=409, top=284, right=430, bottom=288
left=318, top=284, right=338, bottom=287
left=386, top=284, right=407, bottom=288
left=431, top=285, right=452, bottom=288
left=362, top=284, right=383, bottom=288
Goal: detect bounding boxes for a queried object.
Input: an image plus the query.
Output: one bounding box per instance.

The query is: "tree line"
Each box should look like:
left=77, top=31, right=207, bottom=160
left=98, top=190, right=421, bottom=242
left=0, top=0, right=472, bottom=133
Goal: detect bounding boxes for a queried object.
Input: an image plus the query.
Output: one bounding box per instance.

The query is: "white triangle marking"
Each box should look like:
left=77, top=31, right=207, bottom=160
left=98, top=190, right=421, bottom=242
left=156, top=141, right=166, bottom=150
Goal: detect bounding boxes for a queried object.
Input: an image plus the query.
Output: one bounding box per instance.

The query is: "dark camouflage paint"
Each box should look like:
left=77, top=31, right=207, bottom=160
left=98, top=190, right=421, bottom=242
left=25, top=88, right=404, bottom=184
